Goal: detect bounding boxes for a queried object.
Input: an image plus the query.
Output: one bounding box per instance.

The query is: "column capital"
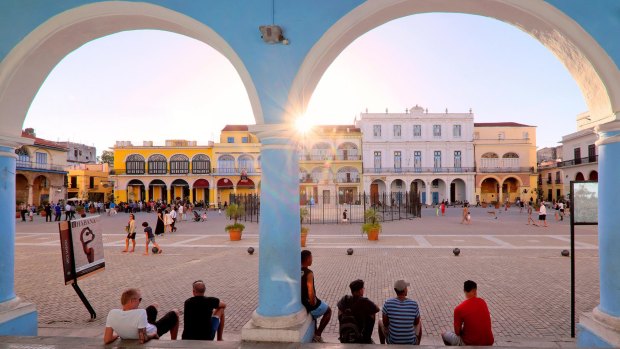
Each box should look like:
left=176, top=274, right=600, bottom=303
left=596, top=120, right=620, bottom=146
left=0, top=133, right=34, bottom=149
left=248, top=124, right=297, bottom=143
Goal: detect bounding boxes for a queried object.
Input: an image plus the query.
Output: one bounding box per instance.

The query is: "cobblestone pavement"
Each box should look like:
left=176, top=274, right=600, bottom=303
left=14, top=206, right=599, bottom=344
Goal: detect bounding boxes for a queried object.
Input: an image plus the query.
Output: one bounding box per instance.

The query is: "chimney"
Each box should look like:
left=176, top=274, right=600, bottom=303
left=25, top=128, right=36, bottom=136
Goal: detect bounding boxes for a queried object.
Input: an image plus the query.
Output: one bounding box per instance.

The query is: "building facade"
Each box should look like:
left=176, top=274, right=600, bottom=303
left=298, top=125, right=363, bottom=204
left=473, top=123, right=538, bottom=204
left=15, top=128, right=68, bottom=206
left=111, top=125, right=261, bottom=206
left=66, top=163, right=113, bottom=202
left=358, top=105, right=475, bottom=205
left=57, top=142, right=96, bottom=164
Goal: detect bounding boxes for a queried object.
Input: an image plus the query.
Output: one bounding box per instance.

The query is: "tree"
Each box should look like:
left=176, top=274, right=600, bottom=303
left=100, top=150, right=114, bottom=166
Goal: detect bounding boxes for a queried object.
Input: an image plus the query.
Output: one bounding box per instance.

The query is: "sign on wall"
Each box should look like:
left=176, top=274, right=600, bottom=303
left=58, top=216, right=105, bottom=285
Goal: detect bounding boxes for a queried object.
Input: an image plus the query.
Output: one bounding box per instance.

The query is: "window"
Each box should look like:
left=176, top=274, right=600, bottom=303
left=70, top=176, right=77, bottom=188
left=79, top=150, right=82, bottom=156
left=227, top=137, right=235, bottom=143
left=498, top=132, right=505, bottom=140
left=373, top=151, right=381, bottom=169
left=574, top=147, right=581, bottom=164
left=147, top=154, right=167, bottom=174
left=453, top=125, right=462, bottom=138
left=218, top=155, right=235, bottom=173
left=393, top=125, right=401, bottom=138
left=432, top=179, right=439, bottom=188
left=588, top=144, right=596, bottom=162
left=555, top=171, right=561, bottom=183
left=242, top=137, right=249, bottom=143
left=454, top=151, right=462, bottom=168
left=238, top=156, right=254, bottom=172
left=547, top=173, right=552, bottom=184
left=89, top=176, right=95, bottom=189
left=126, top=154, right=145, bottom=175
left=373, top=125, right=381, bottom=138
left=394, top=151, right=401, bottom=169
left=414, top=151, right=422, bottom=171
left=434, top=151, right=442, bottom=169
left=191, top=154, right=211, bottom=174
left=413, top=125, right=421, bottom=138
left=170, top=154, right=190, bottom=174
left=433, top=125, right=441, bottom=138
left=74, top=149, right=78, bottom=158
left=35, top=152, right=47, bottom=164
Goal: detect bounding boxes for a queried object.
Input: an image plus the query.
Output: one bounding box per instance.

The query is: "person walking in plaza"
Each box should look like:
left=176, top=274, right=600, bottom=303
left=170, top=207, right=178, bottom=232
left=122, top=213, right=136, bottom=253
left=539, top=201, right=548, bottom=227
left=301, top=250, right=332, bottom=343
left=441, top=280, right=494, bottom=346
left=526, top=203, right=537, bottom=226
left=142, top=222, right=162, bottom=255
left=378, top=279, right=422, bottom=345
left=337, top=279, right=379, bottom=344
left=558, top=201, right=565, bottom=221
left=164, top=209, right=172, bottom=234
left=44, top=203, right=52, bottom=222
left=182, top=280, right=226, bottom=341
left=103, top=288, right=179, bottom=344
left=461, top=204, right=470, bottom=224
left=441, top=200, right=446, bottom=216
left=178, top=204, right=184, bottom=221
left=155, top=209, right=165, bottom=236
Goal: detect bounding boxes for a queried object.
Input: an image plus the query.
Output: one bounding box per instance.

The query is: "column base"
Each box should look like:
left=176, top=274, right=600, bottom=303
left=578, top=307, right=620, bottom=347
left=0, top=297, right=37, bottom=336
left=241, top=309, right=314, bottom=342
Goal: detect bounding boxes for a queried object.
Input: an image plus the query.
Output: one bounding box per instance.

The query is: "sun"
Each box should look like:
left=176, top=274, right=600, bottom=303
left=295, top=115, right=315, bottom=134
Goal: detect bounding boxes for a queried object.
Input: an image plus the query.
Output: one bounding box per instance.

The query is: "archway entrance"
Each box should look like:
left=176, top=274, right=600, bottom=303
left=450, top=178, right=467, bottom=203
left=192, top=179, right=210, bottom=206
left=127, top=179, right=145, bottom=202
left=480, top=177, right=500, bottom=203
left=148, top=179, right=167, bottom=202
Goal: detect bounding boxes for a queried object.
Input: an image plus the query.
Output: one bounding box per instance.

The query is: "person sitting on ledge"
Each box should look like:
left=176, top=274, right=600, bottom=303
left=104, top=288, right=179, bottom=344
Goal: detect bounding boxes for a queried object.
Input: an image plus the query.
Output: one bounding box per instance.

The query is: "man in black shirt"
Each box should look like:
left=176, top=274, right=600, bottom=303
left=337, top=279, right=379, bottom=343
left=182, top=280, right=226, bottom=341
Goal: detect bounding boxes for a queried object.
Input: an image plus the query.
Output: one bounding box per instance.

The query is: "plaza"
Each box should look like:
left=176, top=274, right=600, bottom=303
left=14, top=206, right=598, bottom=345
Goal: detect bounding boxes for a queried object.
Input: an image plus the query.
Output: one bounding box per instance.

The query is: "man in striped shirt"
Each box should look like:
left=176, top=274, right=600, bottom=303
left=378, top=280, right=422, bottom=345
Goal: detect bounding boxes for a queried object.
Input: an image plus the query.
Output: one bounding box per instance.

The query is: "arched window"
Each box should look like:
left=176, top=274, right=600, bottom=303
left=502, top=152, right=519, bottom=158
left=126, top=154, right=145, bottom=175
left=238, top=155, right=254, bottom=172
left=192, top=154, right=211, bottom=174
left=170, top=154, right=189, bottom=174
left=218, top=155, right=235, bottom=173
left=336, top=166, right=360, bottom=183
left=148, top=154, right=167, bottom=174
left=311, top=142, right=332, bottom=160
left=337, top=142, right=359, bottom=160
left=482, top=152, right=499, bottom=158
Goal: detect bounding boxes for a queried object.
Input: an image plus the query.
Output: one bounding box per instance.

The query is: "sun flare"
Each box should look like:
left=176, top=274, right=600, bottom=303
left=295, top=116, right=315, bottom=134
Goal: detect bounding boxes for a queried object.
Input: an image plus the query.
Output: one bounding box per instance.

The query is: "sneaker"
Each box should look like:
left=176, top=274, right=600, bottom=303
left=312, top=335, right=324, bottom=343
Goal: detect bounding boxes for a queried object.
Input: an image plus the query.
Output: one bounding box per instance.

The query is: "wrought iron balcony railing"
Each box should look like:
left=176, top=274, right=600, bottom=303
left=363, top=167, right=475, bottom=174
left=16, top=160, right=67, bottom=172
left=557, top=155, right=597, bottom=167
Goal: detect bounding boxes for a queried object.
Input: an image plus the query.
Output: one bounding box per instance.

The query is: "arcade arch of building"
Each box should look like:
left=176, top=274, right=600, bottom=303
left=0, top=1, right=619, bottom=346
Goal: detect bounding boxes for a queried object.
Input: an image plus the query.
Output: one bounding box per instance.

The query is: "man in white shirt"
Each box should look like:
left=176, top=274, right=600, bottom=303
left=170, top=207, right=178, bottom=232
left=178, top=204, right=184, bottom=221
left=104, top=288, right=179, bottom=344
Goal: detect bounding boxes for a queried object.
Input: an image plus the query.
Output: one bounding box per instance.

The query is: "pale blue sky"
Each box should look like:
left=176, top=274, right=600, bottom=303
left=25, top=13, right=586, bottom=156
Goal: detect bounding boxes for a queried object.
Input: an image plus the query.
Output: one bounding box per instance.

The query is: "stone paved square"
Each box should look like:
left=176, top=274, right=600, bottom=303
left=14, top=206, right=599, bottom=345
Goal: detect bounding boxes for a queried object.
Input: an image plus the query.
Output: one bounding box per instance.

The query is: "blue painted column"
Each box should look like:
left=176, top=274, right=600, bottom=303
left=577, top=120, right=620, bottom=348
left=241, top=125, right=312, bottom=342
left=0, top=141, right=37, bottom=336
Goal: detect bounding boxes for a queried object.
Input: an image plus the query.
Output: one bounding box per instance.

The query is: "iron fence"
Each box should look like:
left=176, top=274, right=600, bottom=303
left=230, top=191, right=422, bottom=224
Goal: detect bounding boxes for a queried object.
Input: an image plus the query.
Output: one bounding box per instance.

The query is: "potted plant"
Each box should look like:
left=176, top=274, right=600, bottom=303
left=76, top=205, right=85, bottom=216
left=481, top=201, right=488, bottom=208
left=225, top=203, right=245, bottom=241
left=300, top=207, right=309, bottom=247
left=492, top=201, right=500, bottom=209
left=361, top=209, right=381, bottom=241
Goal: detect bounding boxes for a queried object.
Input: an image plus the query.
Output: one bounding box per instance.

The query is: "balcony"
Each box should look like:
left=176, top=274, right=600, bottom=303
left=555, top=179, right=562, bottom=184
left=335, top=177, right=360, bottom=183
left=111, top=168, right=260, bottom=176
left=299, top=154, right=361, bottom=161
left=300, top=176, right=318, bottom=183
left=546, top=179, right=552, bottom=184
left=557, top=155, right=598, bottom=167
left=477, top=166, right=536, bottom=173
left=363, top=167, right=475, bottom=174
left=16, top=160, right=67, bottom=173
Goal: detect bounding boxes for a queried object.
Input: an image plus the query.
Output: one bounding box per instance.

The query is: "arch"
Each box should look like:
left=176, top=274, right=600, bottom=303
left=0, top=1, right=261, bottom=142
left=390, top=179, right=406, bottom=193
left=170, top=179, right=189, bottom=201
left=147, top=179, right=166, bottom=202
left=170, top=154, right=189, bottom=175
left=148, top=179, right=166, bottom=186
left=502, top=176, right=523, bottom=187
left=502, top=152, right=520, bottom=158
left=311, top=166, right=332, bottom=183
left=193, top=179, right=210, bottom=188
left=310, top=142, right=333, bottom=160
left=336, top=166, right=359, bottom=183
left=480, top=177, right=500, bottom=203
left=191, top=154, right=211, bottom=174
left=336, top=142, right=360, bottom=160
left=237, top=178, right=255, bottom=189
left=127, top=179, right=145, bottom=187
left=15, top=174, right=29, bottom=204
left=450, top=178, right=467, bottom=203
left=147, top=154, right=167, bottom=175
left=289, top=1, right=620, bottom=124
left=171, top=179, right=189, bottom=186
left=482, top=152, right=499, bottom=158
left=502, top=176, right=521, bottom=202
left=370, top=179, right=387, bottom=205
left=576, top=172, right=585, bottom=181
left=589, top=170, right=598, bottom=181
left=238, top=154, right=255, bottom=172
left=217, top=178, right=234, bottom=189
left=125, top=154, right=145, bottom=175
left=217, top=155, right=235, bottom=173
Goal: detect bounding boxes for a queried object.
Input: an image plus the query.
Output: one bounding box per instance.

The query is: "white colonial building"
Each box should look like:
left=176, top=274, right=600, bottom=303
left=357, top=105, right=475, bottom=205
left=559, top=112, right=599, bottom=196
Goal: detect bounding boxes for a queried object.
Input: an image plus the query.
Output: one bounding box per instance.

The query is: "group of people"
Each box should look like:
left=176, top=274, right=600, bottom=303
left=103, top=280, right=226, bottom=344
left=301, top=250, right=494, bottom=345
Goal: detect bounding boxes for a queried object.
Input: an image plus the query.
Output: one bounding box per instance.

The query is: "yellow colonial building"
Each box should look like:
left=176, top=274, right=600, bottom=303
left=111, top=125, right=261, bottom=206
left=473, top=122, right=538, bottom=203
left=67, top=163, right=113, bottom=202
left=298, top=125, right=363, bottom=204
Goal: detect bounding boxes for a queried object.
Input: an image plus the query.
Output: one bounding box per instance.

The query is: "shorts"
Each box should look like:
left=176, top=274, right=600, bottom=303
left=208, top=317, right=221, bottom=340
left=309, top=301, right=329, bottom=319
left=560, top=209, right=565, bottom=213
left=148, top=236, right=156, bottom=243
left=441, top=331, right=464, bottom=346
left=146, top=305, right=178, bottom=337
left=539, top=214, right=546, bottom=221
left=126, top=232, right=136, bottom=239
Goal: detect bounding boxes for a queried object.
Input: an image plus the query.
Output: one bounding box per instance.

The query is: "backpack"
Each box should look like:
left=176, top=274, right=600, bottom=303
left=339, top=299, right=362, bottom=343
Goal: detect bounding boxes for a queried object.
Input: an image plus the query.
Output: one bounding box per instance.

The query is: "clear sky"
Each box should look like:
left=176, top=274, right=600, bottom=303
left=25, top=13, right=586, bottom=157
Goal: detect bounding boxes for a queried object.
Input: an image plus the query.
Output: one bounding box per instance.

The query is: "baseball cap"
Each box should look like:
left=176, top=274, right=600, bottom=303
left=349, top=279, right=364, bottom=292
left=394, top=279, right=410, bottom=292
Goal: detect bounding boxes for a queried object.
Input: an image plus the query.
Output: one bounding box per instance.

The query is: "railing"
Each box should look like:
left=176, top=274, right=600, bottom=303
left=477, top=167, right=536, bottom=173
left=547, top=179, right=552, bottom=184
left=16, top=160, right=67, bottom=172
left=300, top=154, right=361, bottom=161
left=335, top=177, right=361, bottom=183
left=300, top=177, right=319, bottom=183
left=111, top=168, right=260, bottom=175
left=364, top=167, right=475, bottom=174
left=557, top=155, right=598, bottom=167
left=555, top=179, right=562, bottom=184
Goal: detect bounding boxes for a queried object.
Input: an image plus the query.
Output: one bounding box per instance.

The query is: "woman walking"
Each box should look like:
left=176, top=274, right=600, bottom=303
left=527, top=203, right=537, bottom=226
left=164, top=209, right=173, bottom=233
left=155, top=209, right=165, bottom=236
left=461, top=203, right=471, bottom=224
left=122, top=213, right=136, bottom=252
